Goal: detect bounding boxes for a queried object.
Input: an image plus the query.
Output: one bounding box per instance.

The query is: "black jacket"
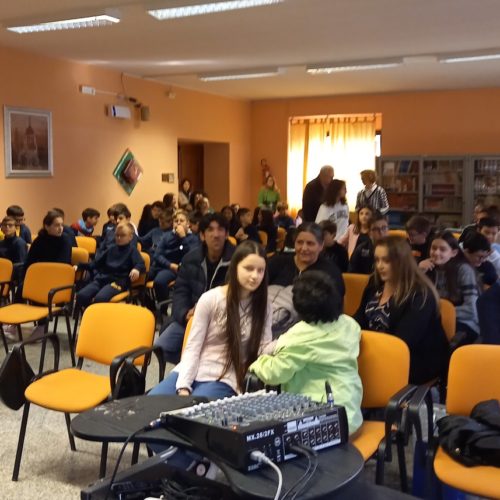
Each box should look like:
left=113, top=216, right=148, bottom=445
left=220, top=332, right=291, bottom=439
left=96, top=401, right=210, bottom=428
left=354, top=284, right=449, bottom=384
left=348, top=239, right=374, bottom=274
left=25, top=233, right=73, bottom=269
left=0, top=236, right=27, bottom=264
left=302, top=176, right=325, bottom=222
left=172, top=241, right=235, bottom=326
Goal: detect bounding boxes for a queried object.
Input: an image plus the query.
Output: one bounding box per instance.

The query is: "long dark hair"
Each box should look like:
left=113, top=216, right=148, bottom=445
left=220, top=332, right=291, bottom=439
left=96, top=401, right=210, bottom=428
left=323, top=179, right=347, bottom=206
left=354, top=205, right=373, bottom=235
left=221, top=240, right=268, bottom=391
left=427, top=230, right=469, bottom=305
left=39, top=210, right=63, bottom=237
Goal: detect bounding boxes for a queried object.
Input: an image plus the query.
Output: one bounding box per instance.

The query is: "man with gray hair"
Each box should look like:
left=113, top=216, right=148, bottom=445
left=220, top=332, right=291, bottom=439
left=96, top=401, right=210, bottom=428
left=302, top=165, right=334, bottom=222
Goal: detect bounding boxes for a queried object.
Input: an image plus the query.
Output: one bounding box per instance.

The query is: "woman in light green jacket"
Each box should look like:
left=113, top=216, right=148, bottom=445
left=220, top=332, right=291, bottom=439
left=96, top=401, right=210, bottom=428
left=250, top=270, right=363, bottom=434
left=257, top=175, right=281, bottom=212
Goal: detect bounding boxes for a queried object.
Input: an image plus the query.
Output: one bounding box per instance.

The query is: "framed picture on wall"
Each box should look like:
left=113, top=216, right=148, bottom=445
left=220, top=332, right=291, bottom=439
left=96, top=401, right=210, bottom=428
left=113, top=148, right=143, bottom=195
left=3, top=106, right=53, bottom=178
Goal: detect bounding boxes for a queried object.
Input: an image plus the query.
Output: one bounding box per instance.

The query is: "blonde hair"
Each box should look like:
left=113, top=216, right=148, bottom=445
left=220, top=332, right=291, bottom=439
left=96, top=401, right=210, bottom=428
left=361, top=169, right=377, bottom=184
left=374, top=235, right=439, bottom=307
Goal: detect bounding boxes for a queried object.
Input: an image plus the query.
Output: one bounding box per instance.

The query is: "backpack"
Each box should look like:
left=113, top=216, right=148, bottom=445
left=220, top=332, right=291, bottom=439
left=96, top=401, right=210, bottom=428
left=437, top=399, right=500, bottom=467
left=0, top=343, right=35, bottom=410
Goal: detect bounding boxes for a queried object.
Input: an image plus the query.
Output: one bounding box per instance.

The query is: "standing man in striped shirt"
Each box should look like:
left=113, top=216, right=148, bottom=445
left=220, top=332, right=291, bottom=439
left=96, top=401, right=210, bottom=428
left=355, top=169, right=389, bottom=215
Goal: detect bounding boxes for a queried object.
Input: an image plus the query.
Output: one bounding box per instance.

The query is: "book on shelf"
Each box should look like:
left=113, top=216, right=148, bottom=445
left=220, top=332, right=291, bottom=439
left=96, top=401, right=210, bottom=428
left=399, top=160, right=411, bottom=173
left=383, top=161, right=395, bottom=175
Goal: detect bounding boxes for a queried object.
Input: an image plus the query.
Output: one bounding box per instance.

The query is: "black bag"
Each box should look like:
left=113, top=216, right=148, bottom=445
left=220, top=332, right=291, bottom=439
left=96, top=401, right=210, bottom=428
left=0, top=344, right=35, bottom=410
left=114, top=360, right=146, bottom=399
left=437, top=399, right=500, bottom=467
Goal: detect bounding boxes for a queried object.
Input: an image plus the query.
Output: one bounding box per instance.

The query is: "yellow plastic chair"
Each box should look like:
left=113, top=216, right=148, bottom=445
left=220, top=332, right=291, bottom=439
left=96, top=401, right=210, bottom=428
left=452, top=232, right=461, bottom=240
left=75, top=236, right=97, bottom=256
left=276, top=227, right=287, bottom=252
left=0, top=257, right=14, bottom=303
left=434, top=345, right=500, bottom=499
left=227, top=236, right=237, bottom=246
left=388, top=229, right=408, bottom=239
left=439, top=298, right=456, bottom=343
left=71, top=246, right=90, bottom=285
left=11, top=303, right=160, bottom=481
left=351, top=330, right=415, bottom=490
left=0, top=263, right=75, bottom=365
left=181, top=316, right=194, bottom=354
left=342, top=273, right=370, bottom=316
left=109, top=251, right=150, bottom=304
left=258, top=230, right=268, bottom=247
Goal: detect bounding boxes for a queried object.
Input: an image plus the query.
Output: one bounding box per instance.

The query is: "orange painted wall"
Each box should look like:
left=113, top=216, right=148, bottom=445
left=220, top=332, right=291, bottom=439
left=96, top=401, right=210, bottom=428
left=250, top=88, right=500, bottom=203
left=0, top=45, right=251, bottom=232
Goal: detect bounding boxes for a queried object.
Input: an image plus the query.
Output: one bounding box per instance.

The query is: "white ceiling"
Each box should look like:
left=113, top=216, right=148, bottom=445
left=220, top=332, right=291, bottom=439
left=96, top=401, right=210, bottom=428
left=2, top=0, right=500, bottom=100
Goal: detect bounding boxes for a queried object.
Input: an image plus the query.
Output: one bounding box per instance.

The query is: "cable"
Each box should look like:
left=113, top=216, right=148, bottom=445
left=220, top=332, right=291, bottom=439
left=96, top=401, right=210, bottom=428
left=280, top=446, right=312, bottom=500
left=249, top=451, right=283, bottom=500
left=289, top=445, right=318, bottom=500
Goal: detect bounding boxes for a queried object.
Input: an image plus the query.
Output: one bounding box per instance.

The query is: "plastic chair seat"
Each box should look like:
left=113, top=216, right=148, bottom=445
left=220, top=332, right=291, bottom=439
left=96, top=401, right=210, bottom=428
left=350, top=421, right=385, bottom=460
left=434, top=446, right=500, bottom=499
left=0, top=304, right=61, bottom=324
left=25, top=368, right=110, bottom=413
left=109, top=291, right=129, bottom=303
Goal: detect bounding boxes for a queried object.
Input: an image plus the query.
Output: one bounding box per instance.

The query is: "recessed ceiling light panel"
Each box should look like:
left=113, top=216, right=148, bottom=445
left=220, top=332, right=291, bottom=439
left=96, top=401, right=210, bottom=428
left=199, top=68, right=281, bottom=81
left=7, top=15, right=119, bottom=34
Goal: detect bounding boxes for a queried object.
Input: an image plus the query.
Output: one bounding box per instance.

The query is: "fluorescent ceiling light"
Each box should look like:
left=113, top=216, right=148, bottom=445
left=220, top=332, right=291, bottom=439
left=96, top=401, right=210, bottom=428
left=440, top=53, right=500, bottom=64
left=307, top=59, right=402, bottom=74
left=148, top=0, right=283, bottom=20
left=7, top=15, right=119, bottom=34
left=199, top=68, right=280, bottom=81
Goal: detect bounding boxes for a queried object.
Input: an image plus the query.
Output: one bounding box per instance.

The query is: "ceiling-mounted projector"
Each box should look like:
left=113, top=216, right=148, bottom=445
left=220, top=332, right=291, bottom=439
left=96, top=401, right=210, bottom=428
left=108, top=104, right=131, bottom=119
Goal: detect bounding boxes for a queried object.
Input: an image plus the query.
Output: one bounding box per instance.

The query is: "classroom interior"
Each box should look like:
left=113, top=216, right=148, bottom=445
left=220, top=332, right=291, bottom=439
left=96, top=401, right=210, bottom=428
left=1, top=1, right=500, bottom=498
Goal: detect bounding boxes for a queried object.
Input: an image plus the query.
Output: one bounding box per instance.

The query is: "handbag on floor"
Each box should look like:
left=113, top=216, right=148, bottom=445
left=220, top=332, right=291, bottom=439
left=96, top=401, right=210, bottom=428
left=0, top=343, right=35, bottom=410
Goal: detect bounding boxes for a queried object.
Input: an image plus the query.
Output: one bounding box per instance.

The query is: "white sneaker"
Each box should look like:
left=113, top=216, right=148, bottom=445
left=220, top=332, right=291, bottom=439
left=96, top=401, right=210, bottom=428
left=2, top=324, right=18, bottom=341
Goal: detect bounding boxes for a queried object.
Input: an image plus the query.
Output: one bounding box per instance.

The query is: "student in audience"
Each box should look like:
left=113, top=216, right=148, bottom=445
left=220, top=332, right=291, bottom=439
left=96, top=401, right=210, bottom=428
left=97, top=204, right=137, bottom=257
left=137, top=201, right=164, bottom=237
left=258, top=208, right=277, bottom=253
left=459, top=204, right=498, bottom=243
left=150, top=240, right=272, bottom=398
left=250, top=270, right=363, bottom=434
left=149, top=209, right=199, bottom=304
left=221, top=205, right=239, bottom=236
left=477, top=217, right=500, bottom=275
left=71, top=208, right=100, bottom=237
left=52, top=208, right=77, bottom=247
left=419, top=230, right=483, bottom=343
left=461, top=232, right=498, bottom=286
left=188, top=211, right=202, bottom=236
left=348, top=212, right=389, bottom=274
left=139, top=210, right=173, bottom=255
left=338, top=205, right=373, bottom=256
left=75, top=222, right=145, bottom=310
left=257, top=175, right=281, bottom=212
left=406, top=215, right=434, bottom=263
left=163, top=192, right=177, bottom=211
left=235, top=208, right=261, bottom=244
left=275, top=202, right=295, bottom=231
left=178, top=178, right=192, bottom=209
left=101, top=206, right=116, bottom=237
left=6, top=205, right=32, bottom=244
left=319, top=220, right=349, bottom=272
left=315, top=179, right=349, bottom=240
left=0, top=216, right=27, bottom=266
left=195, top=197, right=212, bottom=216
left=155, top=213, right=235, bottom=363
left=355, top=169, right=389, bottom=214
left=354, top=235, right=448, bottom=384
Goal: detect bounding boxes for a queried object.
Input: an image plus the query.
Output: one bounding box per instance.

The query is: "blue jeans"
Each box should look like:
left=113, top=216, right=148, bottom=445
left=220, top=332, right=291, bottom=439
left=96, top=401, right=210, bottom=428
left=149, top=370, right=236, bottom=399
left=154, top=321, right=186, bottom=364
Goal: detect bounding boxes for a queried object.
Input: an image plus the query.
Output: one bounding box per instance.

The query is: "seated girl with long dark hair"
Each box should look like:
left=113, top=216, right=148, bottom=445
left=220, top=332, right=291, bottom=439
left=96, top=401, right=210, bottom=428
left=354, top=235, right=448, bottom=384
left=149, top=240, right=272, bottom=399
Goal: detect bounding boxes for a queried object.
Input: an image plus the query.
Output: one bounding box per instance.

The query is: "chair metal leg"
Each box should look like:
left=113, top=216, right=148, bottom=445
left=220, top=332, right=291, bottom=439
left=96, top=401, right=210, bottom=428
left=72, top=308, right=81, bottom=346
left=396, top=432, right=409, bottom=492
left=131, top=442, right=140, bottom=465
left=64, top=413, right=76, bottom=451
left=64, top=313, right=76, bottom=366
left=12, top=403, right=31, bottom=481
left=17, top=324, right=23, bottom=342
left=38, top=324, right=49, bottom=373
left=99, top=442, right=108, bottom=478
left=53, top=316, right=59, bottom=334
left=375, top=442, right=387, bottom=485
left=0, top=325, right=8, bottom=354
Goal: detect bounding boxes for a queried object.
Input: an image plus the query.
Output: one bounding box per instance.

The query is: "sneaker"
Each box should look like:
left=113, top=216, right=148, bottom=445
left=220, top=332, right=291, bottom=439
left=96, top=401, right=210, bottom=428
left=29, top=325, right=46, bottom=340
left=2, top=324, right=18, bottom=341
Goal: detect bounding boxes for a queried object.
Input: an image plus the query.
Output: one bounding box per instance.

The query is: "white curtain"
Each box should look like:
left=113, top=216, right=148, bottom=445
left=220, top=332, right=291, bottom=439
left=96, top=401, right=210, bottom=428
left=287, top=115, right=377, bottom=212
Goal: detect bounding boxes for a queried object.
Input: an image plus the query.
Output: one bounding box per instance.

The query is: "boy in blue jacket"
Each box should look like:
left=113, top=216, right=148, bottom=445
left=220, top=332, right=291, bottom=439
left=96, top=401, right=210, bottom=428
left=149, top=209, right=199, bottom=303
left=76, top=222, right=145, bottom=309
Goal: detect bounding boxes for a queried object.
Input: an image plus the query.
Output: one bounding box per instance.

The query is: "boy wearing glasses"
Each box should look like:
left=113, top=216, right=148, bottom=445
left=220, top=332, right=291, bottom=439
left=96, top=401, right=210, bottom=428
left=6, top=205, right=32, bottom=244
left=0, top=216, right=27, bottom=267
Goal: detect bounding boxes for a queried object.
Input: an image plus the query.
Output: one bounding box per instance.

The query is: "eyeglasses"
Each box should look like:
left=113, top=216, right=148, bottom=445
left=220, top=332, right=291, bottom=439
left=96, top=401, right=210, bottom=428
left=1, top=223, right=15, bottom=228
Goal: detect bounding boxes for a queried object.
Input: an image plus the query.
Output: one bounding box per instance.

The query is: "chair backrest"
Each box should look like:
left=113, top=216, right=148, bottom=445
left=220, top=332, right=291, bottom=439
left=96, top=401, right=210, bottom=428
left=452, top=232, right=461, bottom=240
left=343, top=273, right=370, bottom=316
left=258, top=230, right=268, bottom=247
left=71, top=247, right=90, bottom=266
left=75, top=236, right=97, bottom=255
left=447, top=345, right=500, bottom=416
left=181, top=317, right=194, bottom=354
left=439, top=298, right=456, bottom=343
left=388, top=229, right=408, bottom=239
left=227, top=236, right=237, bottom=246
left=76, top=303, right=155, bottom=365
left=276, top=227, right=287, bottom=251
left=0, top=258, right=13, bottom=297
left=134, top=251, right=150, bottom=287
left=23, top=263, right=75, bottom=305
left=358, top=330, right=410, bottom=408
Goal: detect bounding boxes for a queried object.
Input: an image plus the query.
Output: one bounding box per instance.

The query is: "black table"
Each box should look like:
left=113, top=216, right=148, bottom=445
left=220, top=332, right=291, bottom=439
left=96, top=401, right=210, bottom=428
left=72, top=395, right=365, bottom=499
